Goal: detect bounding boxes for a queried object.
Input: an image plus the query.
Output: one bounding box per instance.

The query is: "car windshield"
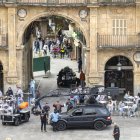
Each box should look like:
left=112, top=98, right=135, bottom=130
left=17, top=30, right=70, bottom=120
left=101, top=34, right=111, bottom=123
left=67, top=108, right=75, bottom=115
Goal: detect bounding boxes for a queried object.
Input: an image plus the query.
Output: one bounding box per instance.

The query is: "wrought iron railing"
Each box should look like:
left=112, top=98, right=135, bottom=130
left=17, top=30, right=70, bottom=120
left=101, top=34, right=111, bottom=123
left=9, top=0, right=88, bottom=5
left=0, top=0, right=3, bottom=4
left=97, top=34, right=140, bottom=49
left=0, top=0, right=137, bottom=5
left=98, top=0, right=136, bottom=4
left=0, top=34, right=8, bottom=47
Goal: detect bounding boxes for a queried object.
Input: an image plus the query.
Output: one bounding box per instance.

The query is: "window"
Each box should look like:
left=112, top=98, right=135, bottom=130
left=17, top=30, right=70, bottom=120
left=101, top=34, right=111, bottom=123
left=96, top=108, right=108, bottom=115
left=72, top=108, right=83, bottom=116
left=84, top=108, right=97, bottom=115
left=112, top=19, right=127, bottom=35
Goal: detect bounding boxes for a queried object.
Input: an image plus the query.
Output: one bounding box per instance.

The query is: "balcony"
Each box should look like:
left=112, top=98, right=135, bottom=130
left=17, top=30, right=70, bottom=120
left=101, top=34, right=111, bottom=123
left=97, top=34, right=140, bottom=49
left=98, top=0, right=136, bottom=6
left=0, top=0, right=3, bottom=4
left=14, top=0, right=88, bottom=6
left=0, top=34, right=8, bottom=48
left=0, top=0, right=137, bottom=6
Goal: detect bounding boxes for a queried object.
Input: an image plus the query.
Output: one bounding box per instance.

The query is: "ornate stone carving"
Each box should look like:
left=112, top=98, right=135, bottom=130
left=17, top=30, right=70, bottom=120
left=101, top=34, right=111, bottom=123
left=110, top=8, right=124, bottom=15
left=6, top=77, right=18, bottom=84
left=88, top=77, right=101, bottom=84
left=48, top=8, right=56, bottom=14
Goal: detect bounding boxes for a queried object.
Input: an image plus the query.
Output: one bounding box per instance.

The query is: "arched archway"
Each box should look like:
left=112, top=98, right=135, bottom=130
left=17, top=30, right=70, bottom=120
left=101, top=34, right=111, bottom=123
left=104, top=55, right=133, bottom=95
left=20, top=14, right=87, bottom=89
left=0, top=61, right=4, bottom=93
left=17, top=12, right=88, bottom=47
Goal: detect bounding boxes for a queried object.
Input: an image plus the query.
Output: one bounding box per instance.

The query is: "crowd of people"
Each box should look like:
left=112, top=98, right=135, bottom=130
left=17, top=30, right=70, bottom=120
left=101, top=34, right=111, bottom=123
left=33, top=31, right=73, bottom=59
left=35, top=84, right=91, bottom=132
left=96, top=91, right=140, bottom=118
left=0, top=85, right=26, bottom=116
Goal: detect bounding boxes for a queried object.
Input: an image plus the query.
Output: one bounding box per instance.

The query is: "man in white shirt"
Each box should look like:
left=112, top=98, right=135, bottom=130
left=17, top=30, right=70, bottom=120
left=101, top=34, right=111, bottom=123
left=16, top=85, right=23, bottom=99
left=0, top=90, right=2, bottom=97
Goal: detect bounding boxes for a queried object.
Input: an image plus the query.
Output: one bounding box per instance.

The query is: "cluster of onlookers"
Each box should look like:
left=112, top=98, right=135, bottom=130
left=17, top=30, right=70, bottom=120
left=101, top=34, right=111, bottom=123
left=98, top=91, right=140, bottom=117
left=0, top=85, right=25, bottom=116
left=33, top=31, right=73, bottom=59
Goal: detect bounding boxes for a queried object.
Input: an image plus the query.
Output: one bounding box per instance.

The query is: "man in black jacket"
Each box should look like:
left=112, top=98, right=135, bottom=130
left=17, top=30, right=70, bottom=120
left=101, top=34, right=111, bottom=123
left=40, top=109, right=47, bottom=132
left=113, top=123, right=120, bottom=140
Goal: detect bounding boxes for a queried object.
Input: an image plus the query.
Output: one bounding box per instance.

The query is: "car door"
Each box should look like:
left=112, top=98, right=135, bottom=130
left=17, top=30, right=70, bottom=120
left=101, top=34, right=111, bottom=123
left=82, top=107, right=97, bottom=127
left=67, top=108, right=85, bottom=127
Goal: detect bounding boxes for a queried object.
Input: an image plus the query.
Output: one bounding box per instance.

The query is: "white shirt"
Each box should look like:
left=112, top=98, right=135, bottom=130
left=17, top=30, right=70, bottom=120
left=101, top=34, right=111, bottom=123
left=0, top=90, right=2, bottom=97
left=30, top=80, right=35, bottom=88
left=17, top=88, right=23, bottom=98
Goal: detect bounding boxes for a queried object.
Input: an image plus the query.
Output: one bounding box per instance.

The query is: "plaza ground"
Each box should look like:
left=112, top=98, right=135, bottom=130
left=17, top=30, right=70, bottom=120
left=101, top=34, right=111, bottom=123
left=1, top=57, right=140, bottom=140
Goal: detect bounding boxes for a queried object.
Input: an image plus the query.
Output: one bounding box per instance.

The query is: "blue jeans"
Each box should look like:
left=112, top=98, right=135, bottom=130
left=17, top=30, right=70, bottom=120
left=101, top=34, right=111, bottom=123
left=30, top=87, right=35, bottom=98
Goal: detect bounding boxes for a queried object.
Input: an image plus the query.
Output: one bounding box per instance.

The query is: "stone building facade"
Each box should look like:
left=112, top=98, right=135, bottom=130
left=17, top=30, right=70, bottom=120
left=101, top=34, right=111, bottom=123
left=0, top=0, right=140, bottom=95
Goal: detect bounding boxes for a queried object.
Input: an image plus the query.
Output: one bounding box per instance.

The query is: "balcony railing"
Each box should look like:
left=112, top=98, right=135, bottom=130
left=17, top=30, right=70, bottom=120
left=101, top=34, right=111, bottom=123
left=97, top=34, right=140, bottom=49
left=0, top=34, right=8, bottom=47
left=0, top=0, right=137, bottom=6
left=5, top=0, right=88, bottom=5
left=98, top=0, right=136, bottom=5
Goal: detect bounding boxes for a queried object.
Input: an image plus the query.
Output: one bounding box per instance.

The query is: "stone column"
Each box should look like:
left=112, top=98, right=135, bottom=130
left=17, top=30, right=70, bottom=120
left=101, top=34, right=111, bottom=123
left=88, top=7, right=101, bottom=85
left=7, top=7, right=18, bottom=84
left=134, top=71, right=140, bottom=96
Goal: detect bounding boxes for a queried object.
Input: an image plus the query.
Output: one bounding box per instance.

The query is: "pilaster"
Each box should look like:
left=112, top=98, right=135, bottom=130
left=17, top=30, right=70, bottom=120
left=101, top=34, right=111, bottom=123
left=134, top=71, right=140, bottom=96
left=88, top=7, right=101, bottom=85
left=7, top=7, right=18, bottom=84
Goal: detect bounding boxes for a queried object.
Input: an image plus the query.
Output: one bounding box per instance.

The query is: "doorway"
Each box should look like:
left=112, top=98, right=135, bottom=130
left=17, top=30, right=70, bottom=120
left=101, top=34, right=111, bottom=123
left=0, top=62, right=3, bottom=93
left=105, top=55, right=133, bottom=95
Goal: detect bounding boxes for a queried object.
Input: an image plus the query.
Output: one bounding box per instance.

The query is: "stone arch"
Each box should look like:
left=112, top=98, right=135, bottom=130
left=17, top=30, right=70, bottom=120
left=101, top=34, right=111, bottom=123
left=103, top=54, right=134, bottom=71
left=104, top=54, right=134, bottom=96
left=17, top=12, right=88, bottom=47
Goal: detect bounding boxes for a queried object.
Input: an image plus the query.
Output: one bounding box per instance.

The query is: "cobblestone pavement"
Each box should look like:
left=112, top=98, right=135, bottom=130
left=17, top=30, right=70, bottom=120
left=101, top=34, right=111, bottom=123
left=1, top=58, right=140, bottom=140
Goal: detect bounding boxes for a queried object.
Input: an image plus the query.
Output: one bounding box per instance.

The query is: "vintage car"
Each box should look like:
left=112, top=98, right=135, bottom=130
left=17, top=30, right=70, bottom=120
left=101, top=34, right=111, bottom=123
left=57, top=66, right=77, bottom=87
left=1, top=110, right=30, bottom=126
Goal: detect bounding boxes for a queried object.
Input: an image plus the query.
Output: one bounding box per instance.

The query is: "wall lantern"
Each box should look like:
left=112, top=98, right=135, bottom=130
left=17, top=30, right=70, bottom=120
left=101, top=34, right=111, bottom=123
left=117, top=56, right=122, bottom=71
left=117, top=62, right=122, bottom=71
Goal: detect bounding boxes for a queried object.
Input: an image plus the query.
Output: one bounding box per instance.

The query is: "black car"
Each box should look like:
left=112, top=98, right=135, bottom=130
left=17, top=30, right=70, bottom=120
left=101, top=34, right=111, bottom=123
left=55, top=104, right=112, bottom=131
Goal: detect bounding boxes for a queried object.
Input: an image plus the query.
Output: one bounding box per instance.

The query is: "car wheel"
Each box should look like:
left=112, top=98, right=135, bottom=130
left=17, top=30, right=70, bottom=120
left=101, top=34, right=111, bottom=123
left=94, top=121, right=105, bottom=130
left=2, top=122, right=6, bottom=125
left=25, top=115, right=30, bottom=122
left=56, top=121, right=67, bottom=131
left=15, top=118, right=19, bottom=126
